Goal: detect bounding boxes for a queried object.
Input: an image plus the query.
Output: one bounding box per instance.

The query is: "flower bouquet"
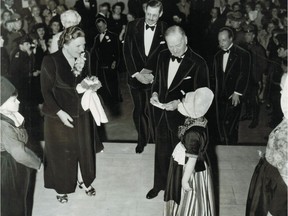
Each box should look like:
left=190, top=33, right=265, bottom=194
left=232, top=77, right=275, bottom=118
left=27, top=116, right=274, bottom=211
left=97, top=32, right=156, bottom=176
left=76, top=76, right=108, bottom=126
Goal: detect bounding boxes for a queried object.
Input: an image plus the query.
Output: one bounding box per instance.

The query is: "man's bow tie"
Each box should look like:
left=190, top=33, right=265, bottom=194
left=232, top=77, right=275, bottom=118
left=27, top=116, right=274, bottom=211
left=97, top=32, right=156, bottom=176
left=222, top=49, right=230, bottom=54
left=146, top=24, right=155, bottom=31
left=171, top=55, right=183, bottom=63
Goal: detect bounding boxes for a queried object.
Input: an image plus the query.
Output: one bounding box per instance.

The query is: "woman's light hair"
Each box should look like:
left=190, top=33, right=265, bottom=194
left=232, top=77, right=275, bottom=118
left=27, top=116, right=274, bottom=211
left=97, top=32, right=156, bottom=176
left=58, top=26, right=85, bottom=49
left=60, top=10, right=81, bottom=28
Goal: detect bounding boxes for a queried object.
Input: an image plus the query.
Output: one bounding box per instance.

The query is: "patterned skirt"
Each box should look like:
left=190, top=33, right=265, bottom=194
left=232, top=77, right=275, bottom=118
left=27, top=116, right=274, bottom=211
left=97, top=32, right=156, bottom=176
left=164, top=161, right=215, bottom=216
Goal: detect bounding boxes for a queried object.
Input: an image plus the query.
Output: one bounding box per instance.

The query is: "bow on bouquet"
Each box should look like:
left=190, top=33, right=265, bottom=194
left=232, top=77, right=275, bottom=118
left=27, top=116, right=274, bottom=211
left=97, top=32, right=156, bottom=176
left=76, top=76, right=108, bottom=126
left=72, top=52, right=86, bottom=77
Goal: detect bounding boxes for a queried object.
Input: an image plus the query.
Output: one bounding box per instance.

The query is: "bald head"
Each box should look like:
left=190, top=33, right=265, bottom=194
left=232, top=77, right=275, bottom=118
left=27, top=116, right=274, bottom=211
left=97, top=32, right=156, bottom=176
left=165, top=26, right=187, bottom=57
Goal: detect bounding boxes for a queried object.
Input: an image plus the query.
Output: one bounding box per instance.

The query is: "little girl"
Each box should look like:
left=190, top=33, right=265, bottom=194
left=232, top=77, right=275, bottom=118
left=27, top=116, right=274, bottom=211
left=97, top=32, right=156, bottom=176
left=164, top=87, right=215, bottom=216
left=0, top=76, right=41, bottom=216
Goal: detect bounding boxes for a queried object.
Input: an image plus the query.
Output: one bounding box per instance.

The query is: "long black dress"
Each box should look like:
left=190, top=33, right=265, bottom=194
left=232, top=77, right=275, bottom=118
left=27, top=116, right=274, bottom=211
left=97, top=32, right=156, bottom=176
left=41, top=50, right=102, bottom=194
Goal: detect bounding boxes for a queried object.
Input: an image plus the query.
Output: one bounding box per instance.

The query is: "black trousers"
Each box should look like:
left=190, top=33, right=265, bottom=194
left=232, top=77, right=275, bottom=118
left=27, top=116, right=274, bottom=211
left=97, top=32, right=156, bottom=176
left=217, top=100, right=242, bottom=145
left=153, top=117, right=179, bottom=190
left=130, top=87, right=155, bottom=146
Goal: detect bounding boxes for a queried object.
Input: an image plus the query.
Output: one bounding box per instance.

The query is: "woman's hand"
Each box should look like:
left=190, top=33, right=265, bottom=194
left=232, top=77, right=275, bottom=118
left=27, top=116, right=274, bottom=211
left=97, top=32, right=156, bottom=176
left=57, top=110, right=74, bottom=128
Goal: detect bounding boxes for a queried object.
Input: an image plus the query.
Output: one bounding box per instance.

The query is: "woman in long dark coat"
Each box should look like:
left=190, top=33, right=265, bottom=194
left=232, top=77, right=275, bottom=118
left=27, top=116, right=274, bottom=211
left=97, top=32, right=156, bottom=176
left=41, top=26, right=99, bottom=203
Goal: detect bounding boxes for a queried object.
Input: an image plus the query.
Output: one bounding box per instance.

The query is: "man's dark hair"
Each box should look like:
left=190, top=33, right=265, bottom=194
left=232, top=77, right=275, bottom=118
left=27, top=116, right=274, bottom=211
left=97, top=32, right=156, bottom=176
left=95, top=17, right=107, bottom=26
left=219, top=26, right=234, bottom=39
left=146, top=0, right=163, bottom=13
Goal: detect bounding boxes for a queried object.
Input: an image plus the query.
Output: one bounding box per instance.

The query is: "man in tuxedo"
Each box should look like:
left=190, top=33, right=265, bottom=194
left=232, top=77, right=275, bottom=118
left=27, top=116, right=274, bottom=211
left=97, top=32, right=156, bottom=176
left=74, top=0, right=97, bottom=48
left=90, top=18, right=122, bottom=115
left=147, top=25, right=210, bottom=199
left=123, top=0, right=167, bottom=154
left=213, top=27, right=251, bottom=145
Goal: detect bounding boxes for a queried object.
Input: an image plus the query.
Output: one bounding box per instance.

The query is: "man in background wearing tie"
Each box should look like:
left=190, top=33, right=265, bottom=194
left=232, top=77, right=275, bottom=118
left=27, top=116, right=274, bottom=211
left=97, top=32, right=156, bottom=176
left=123, top=0, right=167, bottom=154
left=148, top=25, right=210, bottom=199
left=213, top=27, right=251, bottom=145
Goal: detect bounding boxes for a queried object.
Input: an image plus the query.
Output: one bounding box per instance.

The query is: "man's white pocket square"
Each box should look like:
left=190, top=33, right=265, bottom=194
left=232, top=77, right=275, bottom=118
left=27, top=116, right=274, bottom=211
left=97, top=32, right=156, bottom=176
left=160, top=41, right=166, bottom=44
left=184, top=76, right=191, bottom=80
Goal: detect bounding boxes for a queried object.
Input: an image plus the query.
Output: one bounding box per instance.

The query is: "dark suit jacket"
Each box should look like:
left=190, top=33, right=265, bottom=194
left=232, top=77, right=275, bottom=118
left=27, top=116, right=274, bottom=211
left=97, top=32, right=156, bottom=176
left=152, top=47, right=210, bottom=133
left=90, top=30, right=120, bottom=75
left=123, top=18, right=167, bottom=89
left=213, top=44, right=251, bottom=101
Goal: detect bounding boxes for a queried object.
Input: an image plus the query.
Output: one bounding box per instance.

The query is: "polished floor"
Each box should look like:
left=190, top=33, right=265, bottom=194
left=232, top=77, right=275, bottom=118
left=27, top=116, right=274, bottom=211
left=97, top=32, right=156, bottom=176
left=32, top=143, right=265, bottom=216
left=32, top=73, right=272, bottom=215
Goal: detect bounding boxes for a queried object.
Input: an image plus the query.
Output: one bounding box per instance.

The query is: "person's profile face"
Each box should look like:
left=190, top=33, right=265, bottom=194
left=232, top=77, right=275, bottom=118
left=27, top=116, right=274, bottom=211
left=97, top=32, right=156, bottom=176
left=267, top=23, right=275, bottom=33
left=210, top=9, right=218, bottom=18
left=145, top=6, right=162, bottom=26
left=37, top=27, right=45, bottom=38
left=166, top=32, right=187, bottom=57
left=96, top=21, right=107, bottom=33
left=2, top=11, right=11, bottom=21
left=218, top=30, right=233, bottom=50
left=51, top=22, right=60, bottom=33
left=277, top=47, right=287, bottom=58
left=13, top=20, right=22, bottom=31
left=114, top=6, right=122, bottom=15
left=244, top=32, right=255, bottom=43
left=64, top=37, right=85, bottom=58
left=231, top=20, right=241, bottom=29
left=20, top=42, right=32, bottom=53
left=32, top=6, right=41, bottom=16
left=0, top=96, right=20, bottom=113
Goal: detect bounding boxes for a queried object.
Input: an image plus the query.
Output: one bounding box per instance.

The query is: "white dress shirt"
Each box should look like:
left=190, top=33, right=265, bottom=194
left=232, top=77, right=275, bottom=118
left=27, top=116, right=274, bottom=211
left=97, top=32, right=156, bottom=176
left=222, top=43, right=233, bottom=72
left=167, top=59, right=181, bottom=88
left=144, top=23, right=156, bottom=56
left=99, top=32, right=106, bottom=42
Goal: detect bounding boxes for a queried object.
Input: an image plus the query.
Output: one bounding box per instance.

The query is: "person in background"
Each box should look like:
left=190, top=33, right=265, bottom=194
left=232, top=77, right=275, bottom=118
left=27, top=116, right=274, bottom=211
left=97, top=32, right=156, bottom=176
left=26, top=5, right=44, bottom=33
left=90, top=18, right=122, bottom=115
left=0, top=76, right=41, bottom=216
left=41, top=26, right=99, bottom=203
left=149, top=25, right=210, bottom=199
left=0, top=34, right=10, bottom=78
left=5, top=13, right=26, bottom=59
left=48, top=16, right=62, bottom=35
left=50, top=9, right=81, bottom=53
left=123, top=0, right=167, bottom=154
left=109, top=2, right=127, bottom=39
left=213, top=27, right=251, bottom=145
left=164, top=87, right=215, bottom=216
left=245, top=34, right=287, bottom=216
left=241, top=24, right=268, bottom=128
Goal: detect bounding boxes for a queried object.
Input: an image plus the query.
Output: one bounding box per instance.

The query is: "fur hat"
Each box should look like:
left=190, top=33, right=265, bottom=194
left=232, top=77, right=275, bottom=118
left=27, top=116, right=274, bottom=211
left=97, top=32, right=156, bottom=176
left=1, top=76, right=17, bottom=106
left=178, top=87, right=214, bottom=118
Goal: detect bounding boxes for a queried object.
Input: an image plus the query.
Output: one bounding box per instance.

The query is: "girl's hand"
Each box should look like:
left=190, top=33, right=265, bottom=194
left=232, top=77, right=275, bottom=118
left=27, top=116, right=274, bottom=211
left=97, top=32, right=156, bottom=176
left=182, top=179, right=192, bottom=191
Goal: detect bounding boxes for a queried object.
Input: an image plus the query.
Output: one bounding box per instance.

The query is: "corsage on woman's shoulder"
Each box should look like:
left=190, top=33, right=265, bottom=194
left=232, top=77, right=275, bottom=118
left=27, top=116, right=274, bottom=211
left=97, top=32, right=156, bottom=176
left=72, top=52, right=86, bottom=77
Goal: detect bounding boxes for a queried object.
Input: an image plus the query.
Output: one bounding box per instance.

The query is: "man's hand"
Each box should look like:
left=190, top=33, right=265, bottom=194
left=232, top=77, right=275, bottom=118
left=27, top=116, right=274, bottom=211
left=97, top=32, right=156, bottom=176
left=150, top=92, right=160, bottom=105
left=135, top=73, right=152, bottom=84
left=229, top=93, right=240, bottom=106
left=164, top=100, right=180, bottom=111
left=111, top=61, right=116, bottom=70
left=57, top=110, right=74, bottom=128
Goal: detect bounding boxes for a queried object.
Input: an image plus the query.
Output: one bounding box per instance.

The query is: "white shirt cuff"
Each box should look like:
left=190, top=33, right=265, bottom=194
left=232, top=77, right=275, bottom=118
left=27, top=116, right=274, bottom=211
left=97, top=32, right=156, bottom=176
left=132, top=72, right=139, bottom=78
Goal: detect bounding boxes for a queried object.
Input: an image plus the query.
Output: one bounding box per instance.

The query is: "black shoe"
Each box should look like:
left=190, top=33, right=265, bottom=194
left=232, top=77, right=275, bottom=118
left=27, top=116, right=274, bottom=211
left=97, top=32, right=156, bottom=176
left=146, top=188, right=160, bottom=199
left=135, top=144, right=145, bottom=154
left=78, top=181, right=84, bottom=189
left=85, top=186, right=96, bottom=196
left=56, top=194, right=68, bottom=203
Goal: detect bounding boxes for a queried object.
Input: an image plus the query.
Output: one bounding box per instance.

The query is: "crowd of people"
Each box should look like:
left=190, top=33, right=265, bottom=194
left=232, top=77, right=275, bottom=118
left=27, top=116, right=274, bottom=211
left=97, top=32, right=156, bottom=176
left=0, top=0, right=287, bottom=215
